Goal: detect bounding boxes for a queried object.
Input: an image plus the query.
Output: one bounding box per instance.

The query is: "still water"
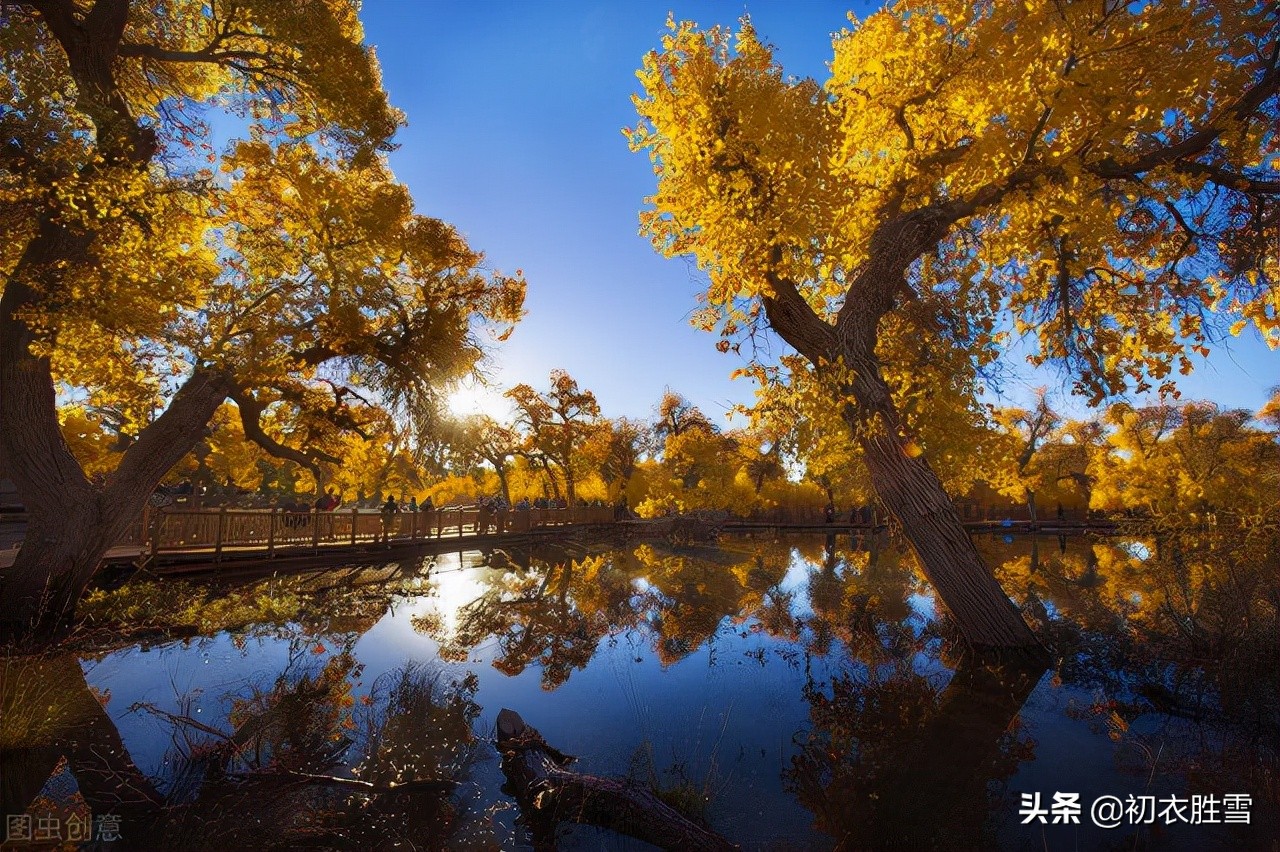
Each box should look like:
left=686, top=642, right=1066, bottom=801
left=3, top=531, right=1275, bottom=849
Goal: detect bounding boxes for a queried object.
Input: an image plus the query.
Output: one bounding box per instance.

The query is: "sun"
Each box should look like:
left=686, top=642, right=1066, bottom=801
left=446, top=379, right=512, bottom=420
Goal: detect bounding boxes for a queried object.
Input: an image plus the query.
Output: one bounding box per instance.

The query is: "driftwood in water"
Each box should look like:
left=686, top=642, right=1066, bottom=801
left=495, top=708, right=736, bottom=851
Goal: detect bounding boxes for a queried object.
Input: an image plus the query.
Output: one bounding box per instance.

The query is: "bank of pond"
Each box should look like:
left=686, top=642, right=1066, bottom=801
left=1, top=530, right=1275, bottom=850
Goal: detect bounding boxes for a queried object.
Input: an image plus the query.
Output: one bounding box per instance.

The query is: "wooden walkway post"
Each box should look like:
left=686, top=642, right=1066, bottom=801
left=311, top=508, right=321, bottom=552
left=213, top=506, right=227, bottom=562
left=350, top=508, right=359, bottom=546
left=150, top=510, right=162, bottom=563
left=267, top=508, right=277, bottom=557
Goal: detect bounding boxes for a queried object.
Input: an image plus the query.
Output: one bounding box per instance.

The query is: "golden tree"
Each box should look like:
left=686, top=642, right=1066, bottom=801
left=506, top=371, right=601, bottom=504
left=449, top=413, right=523, bottom=504
left=1090, top=401, right=1279, bottom=521
left=578, top=416, right=648, bottom=501
left=630, top=3, right=1279, bottom=651
left=0, top=1, right=523, bottom=642
left=988, top=390, right=1063, bottom=522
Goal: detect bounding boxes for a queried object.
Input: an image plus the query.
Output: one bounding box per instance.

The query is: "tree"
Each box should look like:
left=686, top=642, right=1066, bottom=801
left=1034, top=417, right=1105, bottom=511
left=506, top=371, right=601, bottom=504
left=0, top=1, right=524, bottom=643
left=630, top=4, right=1279, bottom=652
left=452, top=414, right=522, bottom=504
left=1091, top=401, right=1278, bottom=521
left=57, top=407, right=123, bottom=481
left=745, top=334, right=998, bottom=513
left=579, top=417, right=648, bottom=500
left=652, top=388, right=715, bottom=446
left=326, top=424, right=425, bottom=505
left=989, top=391, right=1062, bottom=522
left=1258, top=386, right=1280, bottom=431
left=734, top=426, right=785, bottom=495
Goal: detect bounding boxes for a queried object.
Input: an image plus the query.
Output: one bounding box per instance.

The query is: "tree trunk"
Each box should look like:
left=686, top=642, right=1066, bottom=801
left=540, top=458, right=562, bottom=501
left=757, top=223, right=1043, bottom=654
left=0, top=357, right=232, bottom=645
left=842, top=354, right=1043, bottom=655
left=496, top=468, right=512, bottom=505
left=496, top=709, right=736, bottom=851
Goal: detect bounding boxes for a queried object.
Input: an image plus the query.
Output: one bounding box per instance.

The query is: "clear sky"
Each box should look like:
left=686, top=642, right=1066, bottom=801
left=359, top=1, right=1278, bottom=425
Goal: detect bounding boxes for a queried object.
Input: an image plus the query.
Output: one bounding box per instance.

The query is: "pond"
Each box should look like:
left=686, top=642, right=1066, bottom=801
left=2, top=531, right=1275, bottom=850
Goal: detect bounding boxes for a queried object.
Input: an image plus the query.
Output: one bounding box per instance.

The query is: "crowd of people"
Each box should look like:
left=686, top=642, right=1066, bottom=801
left=147, top=479, right=631, bottom=538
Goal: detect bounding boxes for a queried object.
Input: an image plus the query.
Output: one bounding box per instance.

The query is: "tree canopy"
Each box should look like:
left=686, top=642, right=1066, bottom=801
left=630, top=2, right=1278, bottom=402
left=0, top=0, right=523, bottom=641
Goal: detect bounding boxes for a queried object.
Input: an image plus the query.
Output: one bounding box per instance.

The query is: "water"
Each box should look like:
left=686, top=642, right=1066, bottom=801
left=2, top=531, right=1275, bottom=849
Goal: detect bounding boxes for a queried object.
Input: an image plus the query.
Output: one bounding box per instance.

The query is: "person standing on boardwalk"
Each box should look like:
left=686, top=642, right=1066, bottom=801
left=381, top=495, right=399, bottom=543
left=422, top=496, right=437, bottom=537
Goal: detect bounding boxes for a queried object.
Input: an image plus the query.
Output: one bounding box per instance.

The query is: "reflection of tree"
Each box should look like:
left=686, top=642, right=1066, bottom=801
left=632, top=543, right=789, bottom=665
left=423, top=549, right=638, bottom=689
left=989, top=529, right=1279, bottom=708
left=988, top=528, right=1280, bottom=845
left=2, top=654, right=164, bottom=824
left=1, top=650, right=484, bottom=850
left=979, top=536, right=1124, bottom=636
left=802, top=533, right=922, bottom=663
left=77, top=563, right=419, bottom=645
left=787, top=658, right=1042, bottom=850
left=418, top=541, right=799, bottom=681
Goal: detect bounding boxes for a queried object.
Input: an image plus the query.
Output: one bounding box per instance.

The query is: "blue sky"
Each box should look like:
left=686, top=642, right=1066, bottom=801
left=359, top=1, right=1278, bottom=424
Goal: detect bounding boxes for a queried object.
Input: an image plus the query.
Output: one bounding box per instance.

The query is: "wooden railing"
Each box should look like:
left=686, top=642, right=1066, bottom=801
left=137, top=505, right=616, bottom=562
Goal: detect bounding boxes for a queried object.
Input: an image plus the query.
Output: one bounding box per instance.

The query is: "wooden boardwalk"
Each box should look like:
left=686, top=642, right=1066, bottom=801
left=0, top=506, right=617, bottom=575
left=0, top=505, right=1120, bottom=579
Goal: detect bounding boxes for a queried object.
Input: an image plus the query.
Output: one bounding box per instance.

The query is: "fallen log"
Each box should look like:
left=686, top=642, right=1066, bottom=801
left=495, top=708, right=737, bottom=851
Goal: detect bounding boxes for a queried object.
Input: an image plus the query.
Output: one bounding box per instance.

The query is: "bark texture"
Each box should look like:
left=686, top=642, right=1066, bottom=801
left=0, top=365, right=232, bottom=644
left=842, top=351, right=1042, bottom=651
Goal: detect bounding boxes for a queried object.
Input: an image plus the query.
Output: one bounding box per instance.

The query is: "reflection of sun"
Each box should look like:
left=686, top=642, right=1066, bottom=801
left=425, top=557, right=490, bottom=638
left=446, top=379, right=511, bottom=420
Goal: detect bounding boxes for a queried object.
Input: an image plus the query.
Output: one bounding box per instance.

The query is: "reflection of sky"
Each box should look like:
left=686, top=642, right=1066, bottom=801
left=82, top=632, right=311, bottom=794
left=907, top=592, right=937, bottom=624
left=76, top=537, right=1266, bottom=848
left=415, top=551, right=491, bottom=639
left=1121, top=540, right=1152, bottom=561
left=778, top=547, right=814, bottom=618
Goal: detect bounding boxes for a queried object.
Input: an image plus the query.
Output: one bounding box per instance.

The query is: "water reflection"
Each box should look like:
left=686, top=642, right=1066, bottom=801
left=788, top=658, right=1041, bottom=850
left=2, top=646, right=488, bottom=849
left=1, top=530, right=1274, bottom=848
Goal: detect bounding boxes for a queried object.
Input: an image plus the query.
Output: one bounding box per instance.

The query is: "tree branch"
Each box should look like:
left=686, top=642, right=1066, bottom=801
left=760, top=246, right=837, bottom=365
left=228, top=386, right=341, bottom=483
left=105, top=368, right=235, bottom=500
left=1174, top=161, right=1280, bottom=195
left=1090, top=40, right=1280, bottom=181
